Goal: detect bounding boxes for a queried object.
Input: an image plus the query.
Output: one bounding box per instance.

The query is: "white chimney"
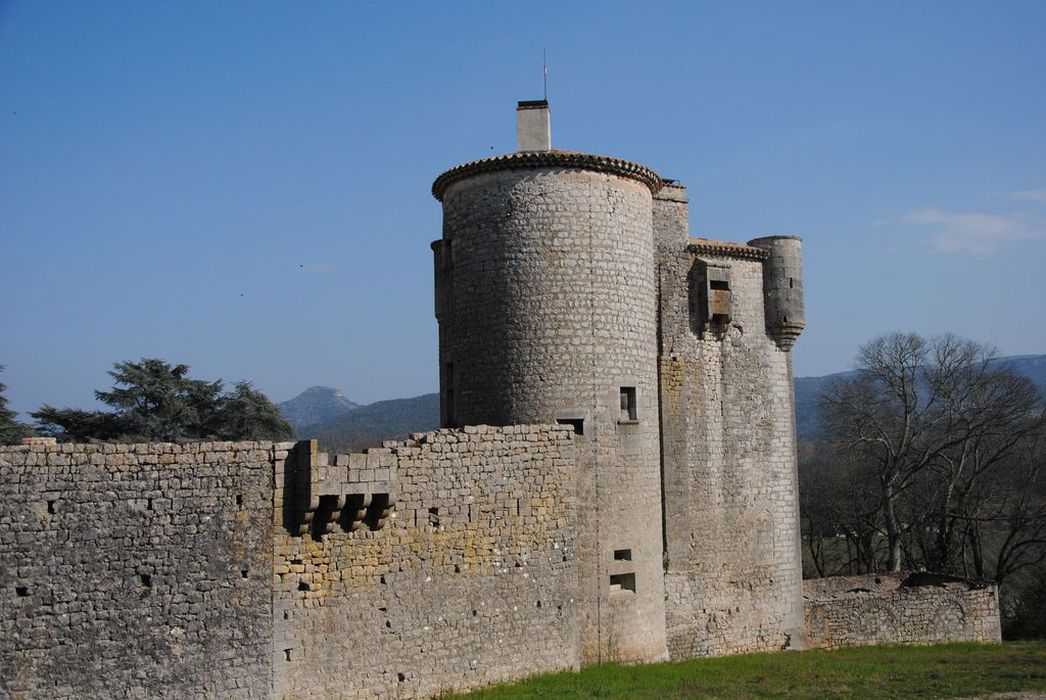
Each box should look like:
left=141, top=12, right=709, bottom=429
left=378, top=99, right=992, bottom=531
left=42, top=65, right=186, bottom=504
left=516, top=100, right=551, bottom=152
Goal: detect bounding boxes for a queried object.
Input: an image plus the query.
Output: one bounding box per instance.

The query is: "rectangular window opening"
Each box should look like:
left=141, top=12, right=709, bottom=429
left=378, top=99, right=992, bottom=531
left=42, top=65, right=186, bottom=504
left=557, top=418, right=584, bottom=435
left=619, top=387, right=637, bottom=422
left=609, top=572, right=636, bottom=594
left=444, top=363, right=455, bottom=427
left=710, top=279, right=729, bottom=290
left=613, top=549, right=632, bottom=561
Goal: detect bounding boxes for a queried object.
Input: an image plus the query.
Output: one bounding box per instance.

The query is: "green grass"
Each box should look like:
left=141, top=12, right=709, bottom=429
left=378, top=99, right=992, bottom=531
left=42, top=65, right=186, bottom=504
left=452, top=642, right=1046, bottom=699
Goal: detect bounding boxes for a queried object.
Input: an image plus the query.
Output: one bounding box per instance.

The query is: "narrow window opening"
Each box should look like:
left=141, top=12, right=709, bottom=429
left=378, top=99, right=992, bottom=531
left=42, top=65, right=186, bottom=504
left=236, top=494, right=243, bottom=507
left=283, top=611, right=290, bottom=620
left=609, top=572, right=636, bottom=593
left=146, top=498, right=153, bottom=511
left=47, top=500, right=56, bottom=515
left=397, top=673, right=406, bottom=683
left=613, top=549, right=632, bottom=561
left=15, top=586, right=28, bottom=597
left=140, top=574, right=152, bottom=588
left=444, top=363, right=455, bottom=427
left=241, top=568, right=249, bottom=579
left=536, top=600, right=542, bottom=609
left=619, top=387, right=637, bottom=422
left=427, top=507, right=440, bottom=527
left=557, top=418, right=584, bottom=435
left=284, top=648, right=293, bottom=662
left=789, top=277, right=794, bottom=289
left=298, top=581, right=309, bottom=592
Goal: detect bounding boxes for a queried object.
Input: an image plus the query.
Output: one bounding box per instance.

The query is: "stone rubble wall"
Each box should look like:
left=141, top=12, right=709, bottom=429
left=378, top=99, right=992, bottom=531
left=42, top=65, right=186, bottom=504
left=803, top=573, right=1002, bottom=649
left=0, top=440, right=284, bottom=698
left=273, top=424, right=580, bottom=699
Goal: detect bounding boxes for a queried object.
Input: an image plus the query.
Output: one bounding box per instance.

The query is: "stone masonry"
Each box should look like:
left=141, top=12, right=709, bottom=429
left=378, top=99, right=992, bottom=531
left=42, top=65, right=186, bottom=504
left=0, top=100, right=1003, bottom=699
left=804, top=573, right=1002, bottom=649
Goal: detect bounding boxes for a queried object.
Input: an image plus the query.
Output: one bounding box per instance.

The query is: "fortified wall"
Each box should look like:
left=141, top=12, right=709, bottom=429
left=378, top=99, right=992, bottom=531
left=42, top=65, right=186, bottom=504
left=0, top=426, right=580, bottom=699
left=0, top=99, right=1003, bottom=699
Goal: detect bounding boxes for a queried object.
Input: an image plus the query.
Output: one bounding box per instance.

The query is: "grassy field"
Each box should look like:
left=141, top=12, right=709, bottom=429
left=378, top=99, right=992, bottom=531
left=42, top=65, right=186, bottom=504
left=453, top=642, right=1046, bottom=699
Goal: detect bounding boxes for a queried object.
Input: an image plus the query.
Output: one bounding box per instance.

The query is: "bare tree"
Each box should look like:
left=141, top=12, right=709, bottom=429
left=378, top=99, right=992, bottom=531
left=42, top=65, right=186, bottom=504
left=820, top=333, right=1041, bottom=572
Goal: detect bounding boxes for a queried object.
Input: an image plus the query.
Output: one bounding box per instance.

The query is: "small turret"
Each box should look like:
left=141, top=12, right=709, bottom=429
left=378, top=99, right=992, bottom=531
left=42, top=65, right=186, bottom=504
left=748, top=235, right=805, bottom=350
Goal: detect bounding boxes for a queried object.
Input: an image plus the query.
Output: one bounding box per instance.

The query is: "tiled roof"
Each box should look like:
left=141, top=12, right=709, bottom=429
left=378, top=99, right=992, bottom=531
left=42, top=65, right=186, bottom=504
left=688, top=237, right=769, bottom=261
left=432, top=150, right=663, bottom=201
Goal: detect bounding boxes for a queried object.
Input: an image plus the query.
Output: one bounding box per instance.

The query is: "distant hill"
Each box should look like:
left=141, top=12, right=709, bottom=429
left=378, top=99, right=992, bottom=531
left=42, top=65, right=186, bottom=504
left=298, top=393, right=440, bottom=452
left=794, top=354, right=1046, bottom=441
left=278, top=386, right=360, bottom=433
left=285, top=353, right=1044, bottom=451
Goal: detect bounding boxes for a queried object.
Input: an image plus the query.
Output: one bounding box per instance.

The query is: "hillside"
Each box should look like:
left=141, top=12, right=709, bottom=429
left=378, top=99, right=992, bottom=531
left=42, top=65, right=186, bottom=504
left=285, top=354, right=1044, bottom=450
left=297, top=393, right=439, bottom=452
left=795, top=353, right=1046, bottom=441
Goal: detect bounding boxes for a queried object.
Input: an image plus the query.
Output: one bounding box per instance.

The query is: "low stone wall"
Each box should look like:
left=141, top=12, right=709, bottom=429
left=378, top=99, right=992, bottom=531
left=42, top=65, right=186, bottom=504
left=273, top=425, right=580, bottom=699
left=803, top=572, right=1002, bottom=650
left=0, top=440, right=284, bottom=698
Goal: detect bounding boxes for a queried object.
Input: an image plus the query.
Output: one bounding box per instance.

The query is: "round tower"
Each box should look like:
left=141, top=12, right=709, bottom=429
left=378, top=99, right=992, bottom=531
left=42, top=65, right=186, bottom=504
left=748, top=235, right=805, bottom=350
left=431, top=101, right=668, bottom=664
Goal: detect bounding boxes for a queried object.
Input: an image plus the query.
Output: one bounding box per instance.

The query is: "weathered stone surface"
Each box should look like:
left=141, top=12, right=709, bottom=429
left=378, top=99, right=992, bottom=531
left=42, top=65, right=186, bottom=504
left=272, top=426, right=579, bottom=699
left=0, top=440, right=284, bottom=698
left=804, top=573, right=1002, bottom=649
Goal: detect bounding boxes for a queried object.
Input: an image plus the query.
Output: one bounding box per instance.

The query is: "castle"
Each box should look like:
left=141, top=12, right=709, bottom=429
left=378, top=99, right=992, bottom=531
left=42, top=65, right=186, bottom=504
left=0, top=101, right=1000, bottom=699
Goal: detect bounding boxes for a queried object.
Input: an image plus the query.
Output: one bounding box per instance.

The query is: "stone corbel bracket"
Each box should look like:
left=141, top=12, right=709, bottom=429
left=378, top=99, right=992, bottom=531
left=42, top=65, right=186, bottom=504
left=289, top=440, right=397, bottom=537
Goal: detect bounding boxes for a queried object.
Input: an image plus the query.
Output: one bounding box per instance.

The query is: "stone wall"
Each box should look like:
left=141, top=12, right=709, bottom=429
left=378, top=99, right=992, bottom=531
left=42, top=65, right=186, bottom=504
left=273, top=425, right=580, bottom=699
left=655, top=185, right=806, bottom=658
left=804, top=573, right=1002, bottom=649
left=0, top=440, right=282, bottom=698
left=435, top=163, right=667, bottom=664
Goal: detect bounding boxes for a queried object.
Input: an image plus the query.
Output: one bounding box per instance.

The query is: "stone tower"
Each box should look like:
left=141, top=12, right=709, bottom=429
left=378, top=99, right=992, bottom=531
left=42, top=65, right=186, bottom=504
left=431, top=100, right=668, bottom=664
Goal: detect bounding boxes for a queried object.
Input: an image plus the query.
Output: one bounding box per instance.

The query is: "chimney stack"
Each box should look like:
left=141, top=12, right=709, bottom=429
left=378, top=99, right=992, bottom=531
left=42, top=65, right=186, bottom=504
left=516, top=100, right=551, bottom=152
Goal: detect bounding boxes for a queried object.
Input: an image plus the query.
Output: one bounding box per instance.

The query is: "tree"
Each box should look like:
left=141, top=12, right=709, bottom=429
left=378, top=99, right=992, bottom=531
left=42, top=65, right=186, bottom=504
left=32, top=358, right=291, bottom=442
left=0, top=366, right=33, bottom=445
left=820, top=333, right=1044, bottom=572
left=213, top=381, right=293, bottom=441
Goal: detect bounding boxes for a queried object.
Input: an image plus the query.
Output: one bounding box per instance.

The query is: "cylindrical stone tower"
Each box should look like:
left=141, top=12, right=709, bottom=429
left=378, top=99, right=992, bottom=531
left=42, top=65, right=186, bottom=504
left=748, top=236, right=805, bottom=350
left=431, top=101, right=668, bottom=664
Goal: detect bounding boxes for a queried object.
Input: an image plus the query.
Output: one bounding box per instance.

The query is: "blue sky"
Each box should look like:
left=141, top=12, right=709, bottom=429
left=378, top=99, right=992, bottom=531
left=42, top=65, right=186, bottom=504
left=2, top=1, right=1044, bottom=417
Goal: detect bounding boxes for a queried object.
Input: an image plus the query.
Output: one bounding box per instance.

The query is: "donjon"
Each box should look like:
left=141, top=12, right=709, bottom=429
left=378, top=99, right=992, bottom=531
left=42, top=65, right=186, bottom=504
left=432, top=100, right=806, bottom=662
left=0, top=101, right=1000, bottom=699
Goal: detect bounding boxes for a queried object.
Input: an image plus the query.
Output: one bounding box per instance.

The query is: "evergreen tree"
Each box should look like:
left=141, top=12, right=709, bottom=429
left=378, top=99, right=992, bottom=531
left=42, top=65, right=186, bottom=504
left=0, top=366, right=33, bottom=445
left=31, top=358, right=290, bottom=442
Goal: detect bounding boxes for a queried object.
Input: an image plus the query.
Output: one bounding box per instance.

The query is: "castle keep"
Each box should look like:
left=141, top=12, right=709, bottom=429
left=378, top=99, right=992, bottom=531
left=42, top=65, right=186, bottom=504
left=431, top=101, right=807, bottom=662
left=0, top=102, right=1000, bottom=698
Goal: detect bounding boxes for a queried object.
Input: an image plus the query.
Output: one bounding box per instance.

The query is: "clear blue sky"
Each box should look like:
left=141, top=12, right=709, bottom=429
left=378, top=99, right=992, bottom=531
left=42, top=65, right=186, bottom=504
left=2, top=1, right=1044, bottom=418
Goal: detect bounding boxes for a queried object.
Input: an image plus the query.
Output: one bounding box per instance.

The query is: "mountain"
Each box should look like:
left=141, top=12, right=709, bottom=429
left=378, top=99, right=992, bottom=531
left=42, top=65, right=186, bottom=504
left=284, top=353, right=1044, bottom=451
left=794, top=354, right=1046, bottom=441
left=299, top=393, right=440, bottom=452
left=278, top=386, right=360, bottom=433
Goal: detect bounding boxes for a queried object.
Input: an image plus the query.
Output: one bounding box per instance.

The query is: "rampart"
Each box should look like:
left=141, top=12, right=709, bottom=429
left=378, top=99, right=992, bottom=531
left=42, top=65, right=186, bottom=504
left=0, top=424, right=579, bottom=699
left=0, top=440, right=279, bottom=697
left=803, top=573, right=1002, bottom=650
